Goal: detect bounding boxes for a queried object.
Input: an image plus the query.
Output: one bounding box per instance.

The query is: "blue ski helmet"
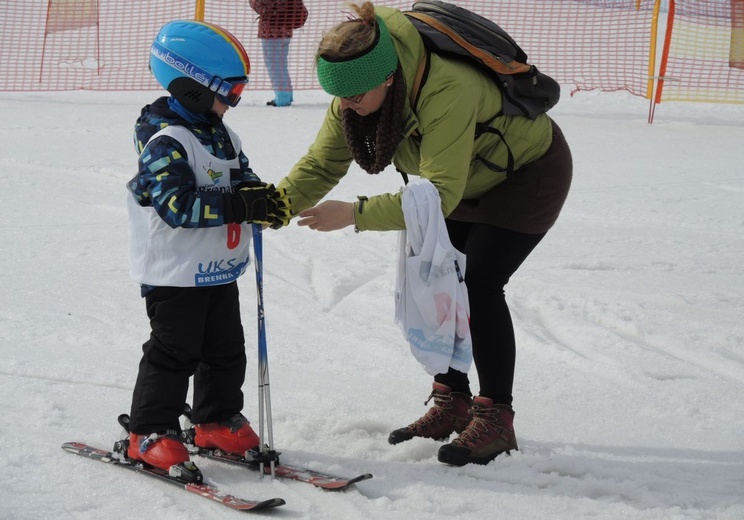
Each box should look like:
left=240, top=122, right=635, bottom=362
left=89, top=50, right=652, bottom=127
left=150, top=20, right=251, bottom=111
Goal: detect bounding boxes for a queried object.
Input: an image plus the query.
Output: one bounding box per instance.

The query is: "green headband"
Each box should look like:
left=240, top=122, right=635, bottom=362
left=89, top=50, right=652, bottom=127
left=316, top=16, right=399, bottom=98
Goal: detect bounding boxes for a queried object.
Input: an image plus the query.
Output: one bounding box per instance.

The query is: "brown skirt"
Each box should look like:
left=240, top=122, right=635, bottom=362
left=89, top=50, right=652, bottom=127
left=448, top=119, right=573, bottom=234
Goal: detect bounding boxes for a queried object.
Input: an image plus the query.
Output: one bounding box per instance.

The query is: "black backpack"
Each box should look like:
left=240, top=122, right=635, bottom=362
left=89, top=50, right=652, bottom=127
left=404, top=0, right=560, bottom=119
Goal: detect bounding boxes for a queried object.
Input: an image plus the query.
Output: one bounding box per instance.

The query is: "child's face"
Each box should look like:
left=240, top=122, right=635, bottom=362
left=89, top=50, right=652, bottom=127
left=212, top=97, right=229, bottom=118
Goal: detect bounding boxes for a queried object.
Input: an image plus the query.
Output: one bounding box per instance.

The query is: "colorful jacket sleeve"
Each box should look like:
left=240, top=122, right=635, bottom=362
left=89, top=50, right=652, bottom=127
left=128, top=134, right=256, bottom=229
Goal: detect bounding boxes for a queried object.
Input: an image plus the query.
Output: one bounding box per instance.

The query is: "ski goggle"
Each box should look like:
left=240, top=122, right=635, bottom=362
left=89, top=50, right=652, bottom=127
left=210, top=76, right=248, bottom=107
left=151, top=41, right=248, bottom=107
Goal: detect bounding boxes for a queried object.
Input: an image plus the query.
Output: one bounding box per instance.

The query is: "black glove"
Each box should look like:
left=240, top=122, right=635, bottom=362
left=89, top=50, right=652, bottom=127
left=232, top=181, right=274, bottom=224
left=266, top=187, right=292, bottom=229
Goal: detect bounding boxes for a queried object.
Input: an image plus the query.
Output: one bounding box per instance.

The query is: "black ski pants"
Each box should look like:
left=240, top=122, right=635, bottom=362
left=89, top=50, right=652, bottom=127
left=435, top=222, right=546, bottom=406
left=128, top=282, right=247, bottom=434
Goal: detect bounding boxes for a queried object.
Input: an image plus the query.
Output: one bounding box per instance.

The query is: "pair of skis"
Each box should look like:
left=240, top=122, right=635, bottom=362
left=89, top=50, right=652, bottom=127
left=63, top=226, right=372, bottom=512
left=61, top=439, right=372, bottom=512
left=62, top=441, right=285, bottom=512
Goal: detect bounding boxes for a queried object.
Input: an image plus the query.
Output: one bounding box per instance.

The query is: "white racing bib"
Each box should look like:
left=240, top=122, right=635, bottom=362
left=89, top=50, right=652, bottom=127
left=128, top=125, right=252, bottom=287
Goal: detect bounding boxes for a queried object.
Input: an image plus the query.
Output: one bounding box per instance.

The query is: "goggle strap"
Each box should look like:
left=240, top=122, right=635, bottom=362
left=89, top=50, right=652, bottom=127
left=151, top=41, right=232, bottom=98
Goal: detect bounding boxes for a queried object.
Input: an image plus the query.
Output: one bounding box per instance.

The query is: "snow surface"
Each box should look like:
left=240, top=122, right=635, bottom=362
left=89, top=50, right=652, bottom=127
left=0, top=88, right=742, bottom=520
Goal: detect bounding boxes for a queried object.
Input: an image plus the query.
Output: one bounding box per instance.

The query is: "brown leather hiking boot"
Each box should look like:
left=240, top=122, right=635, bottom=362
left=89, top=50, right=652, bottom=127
left=437, top=396, right=518, bottom=466
left=388, top=382, right=472, bottom=445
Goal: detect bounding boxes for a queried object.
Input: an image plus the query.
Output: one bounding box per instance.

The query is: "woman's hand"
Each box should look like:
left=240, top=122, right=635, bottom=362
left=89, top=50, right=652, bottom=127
left=297, top=200, right=354, bottom=232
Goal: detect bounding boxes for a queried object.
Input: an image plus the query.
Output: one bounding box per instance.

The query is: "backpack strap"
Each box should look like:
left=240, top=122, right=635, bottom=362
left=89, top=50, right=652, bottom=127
left=405, top=11, right=532, bottom=76
left=402, top=49, right=430, bottom=183
left=474, top=115, right=514, bottom=178
left=405, top=46, right=514, bottom=181
left=409, top=50, right=431, bottom=135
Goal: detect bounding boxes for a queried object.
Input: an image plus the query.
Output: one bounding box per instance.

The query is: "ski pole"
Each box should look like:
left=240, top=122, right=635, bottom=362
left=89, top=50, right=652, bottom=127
left=252, top=224, right=276, bottom=479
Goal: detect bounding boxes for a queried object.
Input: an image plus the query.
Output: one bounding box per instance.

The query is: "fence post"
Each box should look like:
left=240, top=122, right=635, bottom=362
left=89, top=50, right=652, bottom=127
left=195, top=0, right=205, bottom=21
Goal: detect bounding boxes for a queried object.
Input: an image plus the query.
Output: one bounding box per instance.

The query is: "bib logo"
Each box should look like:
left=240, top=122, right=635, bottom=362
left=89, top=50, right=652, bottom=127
left=195, top=257, right=248, bottom=286
left=206, top=167, right=223, bottom=184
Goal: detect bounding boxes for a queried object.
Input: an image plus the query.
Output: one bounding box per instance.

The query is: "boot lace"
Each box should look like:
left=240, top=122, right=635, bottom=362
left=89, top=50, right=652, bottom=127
left=455, top=405, right=505, bottom=446
left=409, top=391, right=455, bottom=428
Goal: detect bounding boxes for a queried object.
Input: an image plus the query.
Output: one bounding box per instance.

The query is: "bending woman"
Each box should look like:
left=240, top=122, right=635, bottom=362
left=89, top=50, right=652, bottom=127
left=275, top=1, right=572, bottom=467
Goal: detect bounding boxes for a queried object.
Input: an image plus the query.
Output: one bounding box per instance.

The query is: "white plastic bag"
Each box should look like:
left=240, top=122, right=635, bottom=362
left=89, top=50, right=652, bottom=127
left=394, top=179, right=472, bottom=376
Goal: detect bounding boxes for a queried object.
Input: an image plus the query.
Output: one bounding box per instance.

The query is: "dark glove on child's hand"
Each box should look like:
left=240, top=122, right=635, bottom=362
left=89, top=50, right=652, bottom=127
left=232, top=182, right=275, bottom=224
left=266, top=187, right=292, bottom=229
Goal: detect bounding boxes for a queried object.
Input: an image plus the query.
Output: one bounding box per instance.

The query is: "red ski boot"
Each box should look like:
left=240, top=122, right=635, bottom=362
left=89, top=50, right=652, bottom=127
left=194, top=414, right=260, bottom=455
left=388, top=383, right=472, bottom=445
left=127, top=431, right=202, bottom=482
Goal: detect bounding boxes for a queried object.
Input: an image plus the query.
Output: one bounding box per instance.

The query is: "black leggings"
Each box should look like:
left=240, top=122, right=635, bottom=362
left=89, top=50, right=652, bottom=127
left=434, top=221, right=546, bottom=405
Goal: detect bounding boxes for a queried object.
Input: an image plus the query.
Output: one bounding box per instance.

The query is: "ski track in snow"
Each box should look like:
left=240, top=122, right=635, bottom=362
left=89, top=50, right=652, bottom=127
left=0, top=90, right=742, bottom=519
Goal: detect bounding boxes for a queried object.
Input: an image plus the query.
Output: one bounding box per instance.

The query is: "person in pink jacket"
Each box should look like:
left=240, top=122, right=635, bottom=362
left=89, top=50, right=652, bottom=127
left=249, top=0, right=308, bottom=106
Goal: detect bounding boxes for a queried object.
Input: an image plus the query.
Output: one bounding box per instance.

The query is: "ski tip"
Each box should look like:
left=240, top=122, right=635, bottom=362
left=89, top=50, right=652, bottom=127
left=252, top=497, right=286, bottom=510
left=61, top=441, right=86, bottom=452
left=320, top=473, right=374, bottom=491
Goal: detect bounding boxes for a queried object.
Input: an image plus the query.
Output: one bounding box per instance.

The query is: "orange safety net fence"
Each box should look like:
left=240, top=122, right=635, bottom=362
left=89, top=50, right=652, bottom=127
left=1, top=0, right=656, bottom=97
left=655, top=0, right=744, bottom=105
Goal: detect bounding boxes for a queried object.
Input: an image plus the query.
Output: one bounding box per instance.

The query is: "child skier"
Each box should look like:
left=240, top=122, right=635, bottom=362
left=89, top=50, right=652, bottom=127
left=124, top=20, right=290, bottom=480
